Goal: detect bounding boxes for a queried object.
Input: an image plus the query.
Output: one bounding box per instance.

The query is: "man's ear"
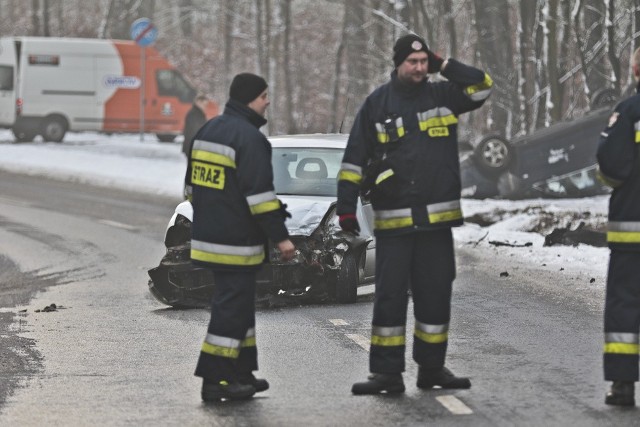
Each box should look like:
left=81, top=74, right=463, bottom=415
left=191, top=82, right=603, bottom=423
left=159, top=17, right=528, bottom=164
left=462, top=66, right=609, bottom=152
left=634, top=63, right=640, bottom=80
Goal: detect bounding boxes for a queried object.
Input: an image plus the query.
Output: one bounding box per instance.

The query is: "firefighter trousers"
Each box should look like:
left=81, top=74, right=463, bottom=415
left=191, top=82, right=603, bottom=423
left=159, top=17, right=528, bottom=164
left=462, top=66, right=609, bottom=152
left=370, top=228, right=456, bottom=374
left=194, top=269, right=259, bottom=382
left=604, top=250, right=640, bottom=382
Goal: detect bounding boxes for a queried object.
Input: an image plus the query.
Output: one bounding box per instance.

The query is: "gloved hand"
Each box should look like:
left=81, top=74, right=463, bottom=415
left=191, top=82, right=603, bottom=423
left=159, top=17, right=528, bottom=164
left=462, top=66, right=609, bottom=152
left=279, top=201, right=292, bottom=219
left=339, top=213, right=360, bottom=236
left=427, top=49, right=444, bottom=74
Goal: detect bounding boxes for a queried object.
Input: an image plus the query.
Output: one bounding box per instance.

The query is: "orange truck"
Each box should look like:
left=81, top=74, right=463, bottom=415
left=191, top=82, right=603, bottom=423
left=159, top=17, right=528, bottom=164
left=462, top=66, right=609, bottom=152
left=0, top=37, right=218, bottom=142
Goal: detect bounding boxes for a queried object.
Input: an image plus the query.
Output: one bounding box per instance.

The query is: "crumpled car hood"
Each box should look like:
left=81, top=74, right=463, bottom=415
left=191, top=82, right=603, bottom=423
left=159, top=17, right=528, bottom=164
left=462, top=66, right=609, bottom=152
left=169, top=196, right=334, bottom=237
left=279, top=195, right=335, bottom=236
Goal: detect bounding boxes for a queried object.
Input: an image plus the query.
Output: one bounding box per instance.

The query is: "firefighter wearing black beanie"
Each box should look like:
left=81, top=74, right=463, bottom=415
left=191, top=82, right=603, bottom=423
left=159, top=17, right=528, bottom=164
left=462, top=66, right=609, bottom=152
left=229, top=73, right=268, bottom=105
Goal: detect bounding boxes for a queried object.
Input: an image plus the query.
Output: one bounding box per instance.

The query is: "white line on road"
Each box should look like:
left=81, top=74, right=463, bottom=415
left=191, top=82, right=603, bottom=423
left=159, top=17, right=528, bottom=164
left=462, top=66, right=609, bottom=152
left=329, top=319, right=349, bottom=326
left=98, top=219, right=138, bottom=231
left=436, top=395, right=473, bottom=415
left=345, top=333, right=370, bottom=351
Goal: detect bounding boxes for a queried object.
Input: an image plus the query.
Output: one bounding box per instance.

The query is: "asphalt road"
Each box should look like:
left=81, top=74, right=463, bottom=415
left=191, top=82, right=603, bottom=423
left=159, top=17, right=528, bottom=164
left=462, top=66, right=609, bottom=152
left=0, top=169, right=637, bottom=426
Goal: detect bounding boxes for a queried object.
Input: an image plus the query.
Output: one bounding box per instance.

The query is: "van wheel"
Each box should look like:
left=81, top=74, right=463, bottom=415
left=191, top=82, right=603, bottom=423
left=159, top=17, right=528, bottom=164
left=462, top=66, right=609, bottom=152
left=12, top=127, right=36, bottom=143
left=42, top=117, right=67, bottom=142
left=156, top=134, right=176, bottom=143
left=335, top=252, right=358, bottom=304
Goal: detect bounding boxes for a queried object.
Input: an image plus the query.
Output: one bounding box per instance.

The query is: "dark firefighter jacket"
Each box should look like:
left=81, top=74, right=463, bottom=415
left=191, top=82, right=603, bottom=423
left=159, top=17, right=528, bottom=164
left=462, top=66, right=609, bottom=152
left=597, top=82, right=640, bottom=252
left=337, top=59, right=493, bottom=236
left=184, top=99, right=289, bottom=270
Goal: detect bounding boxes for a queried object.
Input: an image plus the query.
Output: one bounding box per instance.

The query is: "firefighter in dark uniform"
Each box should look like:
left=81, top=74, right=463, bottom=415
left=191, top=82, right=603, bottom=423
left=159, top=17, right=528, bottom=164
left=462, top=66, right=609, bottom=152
left=597, top=47, right=640, bottom=407
left=337, top=34, right=492, bottom=394
left=185, top=73, right=295, bottom=402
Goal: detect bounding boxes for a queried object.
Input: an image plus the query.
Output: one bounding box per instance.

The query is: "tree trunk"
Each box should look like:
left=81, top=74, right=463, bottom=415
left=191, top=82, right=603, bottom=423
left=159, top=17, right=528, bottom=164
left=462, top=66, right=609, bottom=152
left=179, top=0, right=193, bottom=38
left=42, top=0, right=50, bottom=36
left=545, top=0, right=562, bottom=123
left=330, top=4, right=348, bottom=132
left=31, top=0, right=40, bottom=36
left=283, top=0, right=296, bottom=133
left=98, top=0, right=116, bottom=39
left=442, top=0, right=457, bottom=58
left=344, top=0, right=369, bottom=119
left=606, top=0, right=621, bottom=93
left=223, top=0, right=235, bottom=91
left=473, top=0, right=516, bottom=135
left=518, top=0, right=537, bottom=134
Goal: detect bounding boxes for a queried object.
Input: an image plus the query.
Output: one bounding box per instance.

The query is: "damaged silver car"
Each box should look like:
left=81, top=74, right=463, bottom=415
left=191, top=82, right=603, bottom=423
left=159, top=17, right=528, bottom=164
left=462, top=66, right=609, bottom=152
left=148, top=134, right=375, bottom=307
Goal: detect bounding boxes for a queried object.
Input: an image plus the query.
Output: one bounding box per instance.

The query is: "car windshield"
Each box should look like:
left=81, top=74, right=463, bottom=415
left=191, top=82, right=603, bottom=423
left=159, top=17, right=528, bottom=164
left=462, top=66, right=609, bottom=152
left=272, top=147, right=343, bottom=197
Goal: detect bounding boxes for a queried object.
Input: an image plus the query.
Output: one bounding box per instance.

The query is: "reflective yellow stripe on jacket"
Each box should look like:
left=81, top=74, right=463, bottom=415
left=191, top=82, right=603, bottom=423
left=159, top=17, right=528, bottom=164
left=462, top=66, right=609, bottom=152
left=373, top=200, right=462, bottom=231
left=604, top=332, right=640, bottom=355
left=242, top=328, right=256, bottom=348
left=191, top=140, right=237, bottom=168
left=191, top=240, right=265, bottom=266
left=374, top=208, right=413, bottom=230
left=414, top=321, right=449, bottom=344
left=634, top=121, right=640, bottom=143
left=338, top=162, right=363, bottom=185
left=246, top=191, right=280, bottom=215
left=607, top=221, right=640, bottom=243
left=417, top=107, right=458, bottom=135
left=371, top=325, right=406, bottom=346
left=201, top=333, right=241, bottom=358
left=428, top=200, right=462, bottom=224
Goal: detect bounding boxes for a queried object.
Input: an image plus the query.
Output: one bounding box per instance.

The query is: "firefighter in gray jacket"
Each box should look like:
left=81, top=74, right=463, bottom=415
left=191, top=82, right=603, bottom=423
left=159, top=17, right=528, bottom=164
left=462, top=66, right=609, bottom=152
left=597, top=47, right=640, bottom=407
left=337, top=34, right=492, bottom=394
left=185, top=73, right=295, bottom=402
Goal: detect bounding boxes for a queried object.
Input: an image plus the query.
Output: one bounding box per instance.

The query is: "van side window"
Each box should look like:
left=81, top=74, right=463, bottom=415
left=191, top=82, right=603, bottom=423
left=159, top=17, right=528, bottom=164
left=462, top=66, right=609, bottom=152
left=156, top=69, right=196, bottom=103
left=0, top=65, right=13, bottom=91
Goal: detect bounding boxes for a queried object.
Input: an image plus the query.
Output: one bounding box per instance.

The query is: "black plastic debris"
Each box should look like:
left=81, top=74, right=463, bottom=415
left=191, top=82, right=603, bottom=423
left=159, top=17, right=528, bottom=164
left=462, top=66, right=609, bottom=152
left=544, top=222, right=606, bottom=247
left=500, top=271, right=509, bottom=277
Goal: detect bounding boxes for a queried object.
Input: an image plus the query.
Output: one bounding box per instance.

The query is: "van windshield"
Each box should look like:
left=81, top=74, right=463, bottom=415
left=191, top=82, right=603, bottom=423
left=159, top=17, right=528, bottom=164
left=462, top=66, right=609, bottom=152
left=0, top=65, right=13, bottom=91
left=156, top=69, right=196, bottom=103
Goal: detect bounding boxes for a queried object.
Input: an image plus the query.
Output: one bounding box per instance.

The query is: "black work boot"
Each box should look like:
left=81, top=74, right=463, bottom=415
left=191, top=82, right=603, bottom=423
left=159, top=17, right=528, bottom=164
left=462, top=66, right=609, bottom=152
left=352, top=373, right=405, bottom=395
left=605, top=381, right=635, bottom=406
left=417, top=366, right=471, bottom=390
left=238, top=372, right=270, bottom=393
left=201, top=379, right=256, bottom=402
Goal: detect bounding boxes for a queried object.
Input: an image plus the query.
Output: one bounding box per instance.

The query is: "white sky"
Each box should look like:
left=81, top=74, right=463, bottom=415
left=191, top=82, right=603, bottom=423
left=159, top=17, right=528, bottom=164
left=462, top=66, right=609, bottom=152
left=0, top=130, right=611, bottom=288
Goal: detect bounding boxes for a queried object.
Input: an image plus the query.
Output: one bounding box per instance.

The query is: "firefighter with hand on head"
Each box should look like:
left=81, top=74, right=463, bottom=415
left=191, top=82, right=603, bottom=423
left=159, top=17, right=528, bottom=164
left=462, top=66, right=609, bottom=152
left=185, top=73, right=295, bottom=402
left=337, top=34, right=493, bottom=394
left=597, top=46, right=640, bottom=407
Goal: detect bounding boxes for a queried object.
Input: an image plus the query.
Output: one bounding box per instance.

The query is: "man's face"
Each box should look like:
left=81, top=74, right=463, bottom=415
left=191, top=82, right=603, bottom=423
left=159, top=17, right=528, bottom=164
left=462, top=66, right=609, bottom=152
left=397, top=51, right=428, bottom=85
left=248, top=90, right=270, bottom=117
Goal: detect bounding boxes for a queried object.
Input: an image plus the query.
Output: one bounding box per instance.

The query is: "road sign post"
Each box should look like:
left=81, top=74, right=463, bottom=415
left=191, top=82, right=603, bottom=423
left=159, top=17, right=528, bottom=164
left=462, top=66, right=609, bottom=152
left=130, top=18, right=158, bottom=142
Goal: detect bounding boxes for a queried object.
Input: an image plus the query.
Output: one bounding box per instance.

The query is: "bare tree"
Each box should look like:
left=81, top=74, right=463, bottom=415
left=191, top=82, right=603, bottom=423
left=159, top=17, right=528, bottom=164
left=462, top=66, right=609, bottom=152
left=282, top=0, right=296, bottom=133
left=179, top=0, right=193, bottom=38
left=31, top=0, right=40, bottom=36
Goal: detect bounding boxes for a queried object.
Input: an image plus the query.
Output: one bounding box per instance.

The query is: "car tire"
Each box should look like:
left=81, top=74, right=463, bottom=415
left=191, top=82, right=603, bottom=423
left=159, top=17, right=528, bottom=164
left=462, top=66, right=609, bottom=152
left=473, top=135, right=512, bottom=177
left=42, top=116, right=68, bottom=142
left=335, top=252, right=358, bottom=304
left=12, top=127, right=36, bottom=143
left=590, top=88, right=618, bottom=110
left=156, top=133, right=176, bottom=143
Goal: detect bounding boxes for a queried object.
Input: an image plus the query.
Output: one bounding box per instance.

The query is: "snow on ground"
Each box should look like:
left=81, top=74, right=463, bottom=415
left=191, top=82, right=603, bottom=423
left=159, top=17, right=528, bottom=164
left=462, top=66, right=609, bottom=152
left=0, top=130, right=611, bottom=286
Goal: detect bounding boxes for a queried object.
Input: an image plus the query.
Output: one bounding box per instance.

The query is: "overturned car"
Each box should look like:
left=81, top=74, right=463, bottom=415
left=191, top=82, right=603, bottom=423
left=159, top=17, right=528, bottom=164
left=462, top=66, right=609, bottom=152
left=461, top=88, right=621, bottom=199
left=148, top=134, right=375, bottom=308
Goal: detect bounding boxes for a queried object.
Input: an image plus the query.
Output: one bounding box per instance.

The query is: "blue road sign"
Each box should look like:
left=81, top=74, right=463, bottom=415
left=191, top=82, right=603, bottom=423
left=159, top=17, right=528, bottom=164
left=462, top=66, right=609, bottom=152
left=130, top=18, right=158, bottom=47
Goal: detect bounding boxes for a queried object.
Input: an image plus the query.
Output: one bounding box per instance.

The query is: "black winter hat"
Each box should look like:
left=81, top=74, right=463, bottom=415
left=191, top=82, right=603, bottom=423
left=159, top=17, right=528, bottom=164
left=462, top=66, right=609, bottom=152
left=229, top=73, right=268, bottom=105
left=393, top=34, right=429, bottom=67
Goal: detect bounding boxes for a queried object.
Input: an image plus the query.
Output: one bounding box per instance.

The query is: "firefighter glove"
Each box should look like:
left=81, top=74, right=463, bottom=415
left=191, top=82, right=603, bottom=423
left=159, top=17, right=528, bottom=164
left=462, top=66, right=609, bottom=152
left=279, top=201, right=292, bottom=219
left=339, top=213, right=360, bottom=236
left=427, top=50, right=444, bottom=74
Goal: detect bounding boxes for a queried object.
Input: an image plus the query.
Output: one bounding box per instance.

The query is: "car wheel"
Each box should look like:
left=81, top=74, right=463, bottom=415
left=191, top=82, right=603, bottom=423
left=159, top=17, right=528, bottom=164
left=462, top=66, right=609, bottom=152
left=335, top=252, right=358, bottom=304
left=156, top=133, right=176, bottom=143
left=473, top=135, right=512, bottom=176
left=590, top=88, right=618, bottom=110
left=42, top=116, right=68, bottom=142
left=12, top=127, right=36, bottom=142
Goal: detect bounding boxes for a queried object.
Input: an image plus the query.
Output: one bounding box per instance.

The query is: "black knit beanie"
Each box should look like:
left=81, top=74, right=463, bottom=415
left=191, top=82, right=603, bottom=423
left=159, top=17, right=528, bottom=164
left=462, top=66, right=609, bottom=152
left=229, top=73, right=268, bottom=104
left=393, top=34, right=429, bottom=67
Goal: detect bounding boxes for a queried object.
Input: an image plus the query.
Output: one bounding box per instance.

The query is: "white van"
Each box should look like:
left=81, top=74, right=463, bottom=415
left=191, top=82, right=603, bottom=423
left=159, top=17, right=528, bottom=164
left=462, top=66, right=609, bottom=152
left=0, top=37, right=217, bottom=142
